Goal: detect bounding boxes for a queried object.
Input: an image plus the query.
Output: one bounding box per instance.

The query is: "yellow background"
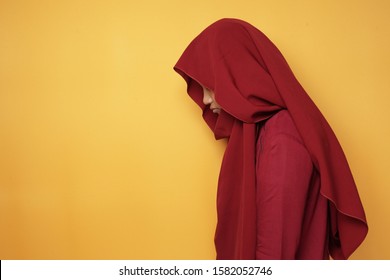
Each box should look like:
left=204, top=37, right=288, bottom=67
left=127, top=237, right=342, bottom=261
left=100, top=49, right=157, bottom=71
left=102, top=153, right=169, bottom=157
left=0, top=0, right=389, bottom=259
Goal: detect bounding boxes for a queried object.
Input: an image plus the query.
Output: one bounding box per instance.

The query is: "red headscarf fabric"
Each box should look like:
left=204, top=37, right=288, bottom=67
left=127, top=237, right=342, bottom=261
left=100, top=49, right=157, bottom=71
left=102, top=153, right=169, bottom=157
left=174, top=18, right=368, bottom=259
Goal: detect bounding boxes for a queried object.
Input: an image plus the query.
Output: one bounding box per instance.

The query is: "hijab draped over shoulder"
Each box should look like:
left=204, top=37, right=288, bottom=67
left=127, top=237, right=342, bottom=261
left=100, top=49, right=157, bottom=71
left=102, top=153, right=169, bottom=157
left=174, top=18, right=368, bottom=259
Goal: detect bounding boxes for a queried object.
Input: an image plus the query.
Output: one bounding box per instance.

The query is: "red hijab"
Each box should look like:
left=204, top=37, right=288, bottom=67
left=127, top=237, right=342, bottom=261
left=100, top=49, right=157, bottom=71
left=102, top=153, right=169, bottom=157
left=174, top=18, right=368, bottom=259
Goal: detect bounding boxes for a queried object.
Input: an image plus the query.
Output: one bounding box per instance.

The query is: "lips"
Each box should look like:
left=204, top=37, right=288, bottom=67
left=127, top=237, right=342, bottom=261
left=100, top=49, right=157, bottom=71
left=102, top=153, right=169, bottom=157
left=211, top=108, right=221, bottom=114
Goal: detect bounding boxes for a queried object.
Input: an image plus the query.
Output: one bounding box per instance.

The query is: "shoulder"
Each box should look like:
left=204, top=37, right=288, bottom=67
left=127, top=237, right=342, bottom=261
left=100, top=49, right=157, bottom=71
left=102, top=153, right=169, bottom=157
left=258, top=110, right=305, bottom=149
left=256, top=111, right=314, bottom=180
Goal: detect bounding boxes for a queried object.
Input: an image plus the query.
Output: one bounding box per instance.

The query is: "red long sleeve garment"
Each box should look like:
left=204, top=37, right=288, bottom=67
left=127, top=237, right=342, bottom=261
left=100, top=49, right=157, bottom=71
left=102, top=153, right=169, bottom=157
left=256, top=110, right=328, bottom=259
left=174, top=18, right=368, bottom=259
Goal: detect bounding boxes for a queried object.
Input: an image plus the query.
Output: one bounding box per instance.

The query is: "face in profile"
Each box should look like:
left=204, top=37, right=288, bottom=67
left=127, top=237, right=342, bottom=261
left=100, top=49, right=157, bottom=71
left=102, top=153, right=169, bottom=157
left=202, top=87, right=221, bottom=114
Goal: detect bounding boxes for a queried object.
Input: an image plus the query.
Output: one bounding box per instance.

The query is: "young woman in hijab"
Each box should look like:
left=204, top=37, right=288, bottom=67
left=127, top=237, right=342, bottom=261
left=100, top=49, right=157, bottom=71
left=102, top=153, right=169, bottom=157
left=173, top=18, right=368, bottom=260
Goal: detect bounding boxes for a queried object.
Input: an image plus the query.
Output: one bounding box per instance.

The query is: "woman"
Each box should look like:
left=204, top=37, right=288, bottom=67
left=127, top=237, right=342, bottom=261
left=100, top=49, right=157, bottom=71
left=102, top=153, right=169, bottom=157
left=173, top=18, right=368, bottom=260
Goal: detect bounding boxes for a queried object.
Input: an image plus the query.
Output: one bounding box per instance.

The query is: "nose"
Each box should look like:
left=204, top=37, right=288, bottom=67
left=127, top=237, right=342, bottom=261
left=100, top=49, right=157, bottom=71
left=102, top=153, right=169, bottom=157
left=203, top=88, right=213, bottom=105
left=203, top=94, right=212, bottom=105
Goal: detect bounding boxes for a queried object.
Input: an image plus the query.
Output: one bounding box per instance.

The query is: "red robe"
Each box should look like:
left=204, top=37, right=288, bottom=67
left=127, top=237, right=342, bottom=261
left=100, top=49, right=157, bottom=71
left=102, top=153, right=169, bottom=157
left=255, top=110, right=328, bottom=259
left=174, top=18, right=368, bottom=259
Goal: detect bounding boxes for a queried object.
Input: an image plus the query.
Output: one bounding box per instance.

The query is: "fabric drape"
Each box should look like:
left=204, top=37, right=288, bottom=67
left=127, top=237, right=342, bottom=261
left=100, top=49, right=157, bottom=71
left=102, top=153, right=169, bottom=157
left=174, top=18, right=368, bottom=259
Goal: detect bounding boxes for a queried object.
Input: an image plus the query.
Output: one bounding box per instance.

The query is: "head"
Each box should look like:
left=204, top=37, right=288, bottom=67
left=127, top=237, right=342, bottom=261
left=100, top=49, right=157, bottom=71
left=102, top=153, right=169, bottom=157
left=175, top=18, right=283, bottom=119
left=202, top=86, right=221, bottom=114
left=174, top=18, right=284, bottom=138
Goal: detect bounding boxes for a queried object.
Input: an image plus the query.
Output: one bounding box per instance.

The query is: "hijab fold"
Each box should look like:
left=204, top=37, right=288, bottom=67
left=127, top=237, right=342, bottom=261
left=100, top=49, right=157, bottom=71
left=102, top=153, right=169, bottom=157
left=174, top=18, right=368, bottom=259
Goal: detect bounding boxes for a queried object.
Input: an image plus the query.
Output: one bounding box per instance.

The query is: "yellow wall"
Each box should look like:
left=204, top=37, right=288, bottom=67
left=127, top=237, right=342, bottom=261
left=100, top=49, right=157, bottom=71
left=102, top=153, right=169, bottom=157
left=0, top=0, right=389, bottom=259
